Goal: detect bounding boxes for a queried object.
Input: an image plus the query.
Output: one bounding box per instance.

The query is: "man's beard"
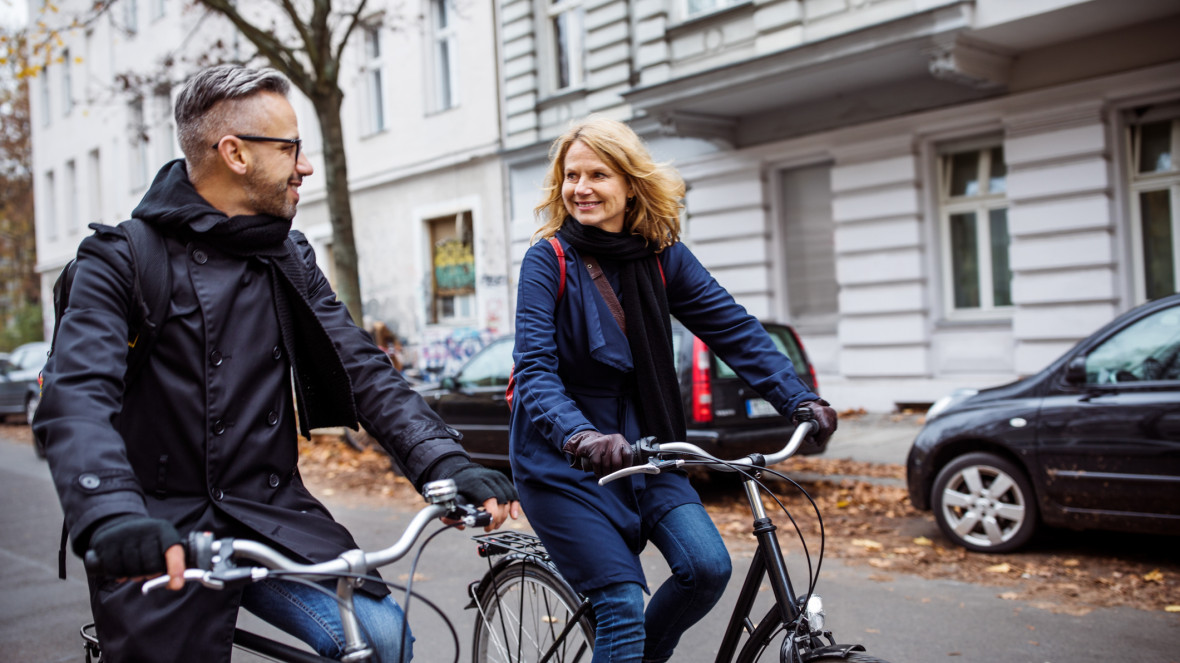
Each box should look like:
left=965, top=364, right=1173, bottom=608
left=246, top=170, right=297, bottom=220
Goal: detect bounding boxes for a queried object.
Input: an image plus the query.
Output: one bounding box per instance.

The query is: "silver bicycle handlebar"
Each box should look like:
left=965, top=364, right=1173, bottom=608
left=598, top=419, right=817, bottom=486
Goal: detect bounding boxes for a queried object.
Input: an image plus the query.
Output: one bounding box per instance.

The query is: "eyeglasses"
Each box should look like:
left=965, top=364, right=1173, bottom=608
left=212, top=135, right=302, bottom=162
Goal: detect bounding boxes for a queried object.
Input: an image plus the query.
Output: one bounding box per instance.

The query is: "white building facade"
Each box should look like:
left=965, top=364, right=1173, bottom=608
left=28, top=0, right=510, bottom=379
left=497, top=0, right=1180, bottom=410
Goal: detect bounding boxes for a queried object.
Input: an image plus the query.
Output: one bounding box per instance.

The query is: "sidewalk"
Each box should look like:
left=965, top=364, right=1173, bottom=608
left=822, top=410, right=925, bottom=466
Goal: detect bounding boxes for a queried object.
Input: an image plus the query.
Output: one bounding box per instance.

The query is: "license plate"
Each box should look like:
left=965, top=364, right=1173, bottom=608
left=745, top=398, right=778, bottom=418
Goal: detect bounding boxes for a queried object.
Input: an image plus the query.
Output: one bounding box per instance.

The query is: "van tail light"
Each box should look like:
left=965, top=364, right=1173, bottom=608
left=691, top=336, right=713, bottom=424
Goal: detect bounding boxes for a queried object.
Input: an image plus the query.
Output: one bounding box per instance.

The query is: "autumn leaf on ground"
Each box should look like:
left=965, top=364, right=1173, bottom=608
left=913, top=536, right=933, bottom=546
left=1165, top=606, right=1180, bottom=613
left=852, top=538, right=883, bottom=551
left=1143, top=569, right=1164, bottom=583
left=986, top=563, right=1012, bottom=574
left=1062, top=559, right=1080, bottom=567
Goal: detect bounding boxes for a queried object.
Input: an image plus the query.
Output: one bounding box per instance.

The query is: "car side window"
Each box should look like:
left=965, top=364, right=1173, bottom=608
left=1085, top=306, right=1180, bottom=384
left=456, top=338, right=514, bottom=388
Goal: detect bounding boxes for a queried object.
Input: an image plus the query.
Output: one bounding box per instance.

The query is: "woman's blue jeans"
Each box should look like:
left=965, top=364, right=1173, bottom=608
left=584, top=503, right=732, bottom=663
left=241, top=578, right=414, bottom=662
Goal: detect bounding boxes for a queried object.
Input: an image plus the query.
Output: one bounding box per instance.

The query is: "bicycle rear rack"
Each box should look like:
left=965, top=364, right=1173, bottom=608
left=472, top=531, right=551, bottom=561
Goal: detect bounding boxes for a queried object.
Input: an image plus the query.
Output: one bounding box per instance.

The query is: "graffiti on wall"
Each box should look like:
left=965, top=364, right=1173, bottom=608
left=417, top=326, right=497, bottom=381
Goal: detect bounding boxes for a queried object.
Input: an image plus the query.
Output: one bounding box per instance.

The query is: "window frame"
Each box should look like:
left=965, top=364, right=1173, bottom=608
left=360, top=24, right=387, bottom=135
left=541, top=0, right=586, bottom=95
left=936, top=140, right=1013, bottom=319
left=427, top=210, right=477, bottom=325
left=427, top=0, right=459, bottom=113
left=1126, top=111, right=1180, bottom=303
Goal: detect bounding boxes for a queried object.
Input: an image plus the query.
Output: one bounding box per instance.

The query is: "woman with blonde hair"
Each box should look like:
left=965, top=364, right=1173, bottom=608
left=509, top=117, right=837, bottom=662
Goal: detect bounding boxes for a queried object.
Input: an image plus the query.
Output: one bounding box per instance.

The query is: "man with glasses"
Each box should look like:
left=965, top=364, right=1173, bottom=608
left=36, top=64, right=520, bottom=662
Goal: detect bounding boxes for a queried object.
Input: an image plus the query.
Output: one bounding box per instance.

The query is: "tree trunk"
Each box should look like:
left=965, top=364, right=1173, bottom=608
left=312, top=90, right=363, bottom=325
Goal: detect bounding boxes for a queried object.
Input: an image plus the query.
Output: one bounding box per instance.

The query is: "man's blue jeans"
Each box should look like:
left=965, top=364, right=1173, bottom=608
left=584, top=503, right=732, bottom=663
left=242, top=578, right=414, bottom=662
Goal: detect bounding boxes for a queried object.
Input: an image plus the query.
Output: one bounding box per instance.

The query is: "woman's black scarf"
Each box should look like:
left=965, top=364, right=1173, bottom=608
left=558, top=221, right=686, bottom=443
left=186, top=215, right=358, bottom=436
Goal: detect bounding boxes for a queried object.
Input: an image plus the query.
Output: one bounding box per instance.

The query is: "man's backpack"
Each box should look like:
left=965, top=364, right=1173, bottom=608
left=49, top=220, right=173, bottom=383
left=48, top=219, right=171, bottom=580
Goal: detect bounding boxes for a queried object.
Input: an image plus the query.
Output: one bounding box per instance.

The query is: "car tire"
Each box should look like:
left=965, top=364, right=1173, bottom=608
left=931, top=451, right=1037, bottom=553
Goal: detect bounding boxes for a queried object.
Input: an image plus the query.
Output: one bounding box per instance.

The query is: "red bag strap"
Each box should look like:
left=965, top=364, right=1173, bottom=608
left=548, top=236, right=567, bottom=301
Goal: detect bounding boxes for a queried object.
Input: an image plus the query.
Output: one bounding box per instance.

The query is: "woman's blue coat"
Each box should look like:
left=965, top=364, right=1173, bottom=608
left=509, top=235, right=819, bottom=594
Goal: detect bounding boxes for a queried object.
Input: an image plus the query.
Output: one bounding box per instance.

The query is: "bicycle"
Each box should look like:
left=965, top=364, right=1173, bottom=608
left=79, top=478, right=490, bottom=663
left=465, top=413, right=893, bottom=663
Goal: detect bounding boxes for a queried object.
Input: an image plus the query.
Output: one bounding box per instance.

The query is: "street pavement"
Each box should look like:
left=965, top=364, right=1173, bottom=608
left=3, top=419, right=1178, bottom=662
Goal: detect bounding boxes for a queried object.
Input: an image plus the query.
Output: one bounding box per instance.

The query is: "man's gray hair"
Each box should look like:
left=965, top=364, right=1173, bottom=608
left=175, top=64, right=290, bottom=169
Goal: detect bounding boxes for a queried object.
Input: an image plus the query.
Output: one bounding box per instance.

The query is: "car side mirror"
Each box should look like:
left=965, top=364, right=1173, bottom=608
left=440, top=375, right=458, bottom=391
left=1065, top=355, right=1087, bottom=384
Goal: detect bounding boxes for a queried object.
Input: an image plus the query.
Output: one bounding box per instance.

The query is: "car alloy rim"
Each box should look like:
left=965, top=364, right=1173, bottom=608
left=939, top=464, right=1026, bottom=548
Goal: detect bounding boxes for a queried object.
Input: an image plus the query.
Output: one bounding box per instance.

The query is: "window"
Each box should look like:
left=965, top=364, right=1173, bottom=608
left=152, top=0, right=166, bottom=20
left=429, top=0, right=458, bottom=111
left=61, top=48, right=73, bottom=116
left=428, top=211, right=476, bottom=323
left=129, top=97, right=148, bottom=191
left=361, top=25, right=386, bottom=134
left=88, top=149, right=103, bottom=223
left=40, top=75, right=50, bottom=127
left=938, top=144, right=1011, bottom=313
left=684, top=0, right=740, bottom=19
left=1086, top=304, right=1180, bottom=384
left=65, top=160, right=78, bottom=233
left=1128, top=114, right=1180, bottom=301
left=44, top=170, right=57, bottom=239
left=154, top=89, right=174, bottom=164
left=778, top=164, right=837, bottom=327
left=124, top=0, right=138, bottom=34
left=546, top=0, right=585, bottom=91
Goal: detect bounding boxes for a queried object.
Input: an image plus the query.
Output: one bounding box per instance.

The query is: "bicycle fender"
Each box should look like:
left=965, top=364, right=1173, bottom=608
left=802, top=643, right=867, bottom=660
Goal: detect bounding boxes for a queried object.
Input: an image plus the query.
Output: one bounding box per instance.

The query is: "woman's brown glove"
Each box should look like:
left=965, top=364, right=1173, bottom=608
left=563, top=430, right=633, bottom=479
left=795, top=399, right=838, bottom=444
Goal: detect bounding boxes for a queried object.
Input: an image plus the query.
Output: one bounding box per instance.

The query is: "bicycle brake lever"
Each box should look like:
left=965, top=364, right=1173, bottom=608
left=140, top=569, right=222, bottom=595
left=598, top=459, right=683, bottom=486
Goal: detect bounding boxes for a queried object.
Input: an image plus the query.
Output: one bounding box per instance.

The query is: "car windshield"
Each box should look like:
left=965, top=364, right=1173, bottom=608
left=1085, top=305, right=1180, bottom=383
left=455, top=338, right=514, bottom=388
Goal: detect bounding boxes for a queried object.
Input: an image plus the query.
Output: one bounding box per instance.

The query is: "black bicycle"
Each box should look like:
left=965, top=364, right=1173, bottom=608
left=80, top=478, right=489, bottom=663
left=465, top=414, right=893, bottom=663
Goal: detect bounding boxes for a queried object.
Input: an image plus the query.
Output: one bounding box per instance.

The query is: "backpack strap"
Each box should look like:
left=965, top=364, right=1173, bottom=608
left=119, top=219, right=171, bottom=382
left=583, top=255, right=626, bottom=334
left=548, top=237, right=566, bottom=301
left=56, top=219, right=169, bottom=581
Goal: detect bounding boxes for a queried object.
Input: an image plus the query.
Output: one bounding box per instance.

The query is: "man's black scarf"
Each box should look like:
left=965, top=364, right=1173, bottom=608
left=181, top=214, right=357, bottom=436
left=558, top=221, right=686, bottom=443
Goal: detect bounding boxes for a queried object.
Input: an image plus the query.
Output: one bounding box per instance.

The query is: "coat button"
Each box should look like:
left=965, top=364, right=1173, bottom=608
left=273, top=346, right=282, bottom=360
left=267, top=410, right=278, bottom=426
left=268, top=473, right=280, bottom=488
left=210, top=350, right=223, bottom=367
left=212, top=487, right=224, bottom=501
left=212, top=419, right=226, bottom=435
left=192, top=249, right=208, bottom=264
left=79, top=474, right=101, bottom=490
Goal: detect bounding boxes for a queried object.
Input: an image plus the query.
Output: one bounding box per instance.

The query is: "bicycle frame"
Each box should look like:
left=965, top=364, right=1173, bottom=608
left=715, top=476, right=803, bottom=663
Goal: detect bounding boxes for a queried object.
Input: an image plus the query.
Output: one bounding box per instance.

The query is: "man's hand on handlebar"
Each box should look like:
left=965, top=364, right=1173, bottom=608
left=85, top=514, right=187, bottom=591
left=795, top=399, right=838, bottom=445
left=440, top=461, right=521, bottom=531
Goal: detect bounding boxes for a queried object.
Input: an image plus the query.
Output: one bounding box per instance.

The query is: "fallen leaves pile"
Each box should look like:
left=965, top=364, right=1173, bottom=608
left=294, top=431, right=1179, bottom=616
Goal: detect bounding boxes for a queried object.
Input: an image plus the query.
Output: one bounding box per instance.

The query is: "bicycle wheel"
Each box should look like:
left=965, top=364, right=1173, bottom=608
left=471, top=560, right=595, bottom=663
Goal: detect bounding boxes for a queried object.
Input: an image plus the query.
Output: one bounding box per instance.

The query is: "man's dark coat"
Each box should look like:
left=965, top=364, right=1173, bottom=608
left=34, top=160, right=466, bottom=660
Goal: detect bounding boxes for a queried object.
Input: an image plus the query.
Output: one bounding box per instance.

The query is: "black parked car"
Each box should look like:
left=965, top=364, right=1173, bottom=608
left=906, top=294, right=1180, bottom=553
left=415, top=321, right=822, bottom=469
left=1, top=341, right=51, bottom=455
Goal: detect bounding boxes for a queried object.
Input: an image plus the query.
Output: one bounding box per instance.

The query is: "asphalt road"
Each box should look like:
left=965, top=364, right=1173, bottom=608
left=2, top=421, right=1178, bottom=663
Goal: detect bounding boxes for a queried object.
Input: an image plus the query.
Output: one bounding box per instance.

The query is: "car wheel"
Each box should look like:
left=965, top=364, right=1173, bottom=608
left=931, top=451, right=1037, bottom=553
